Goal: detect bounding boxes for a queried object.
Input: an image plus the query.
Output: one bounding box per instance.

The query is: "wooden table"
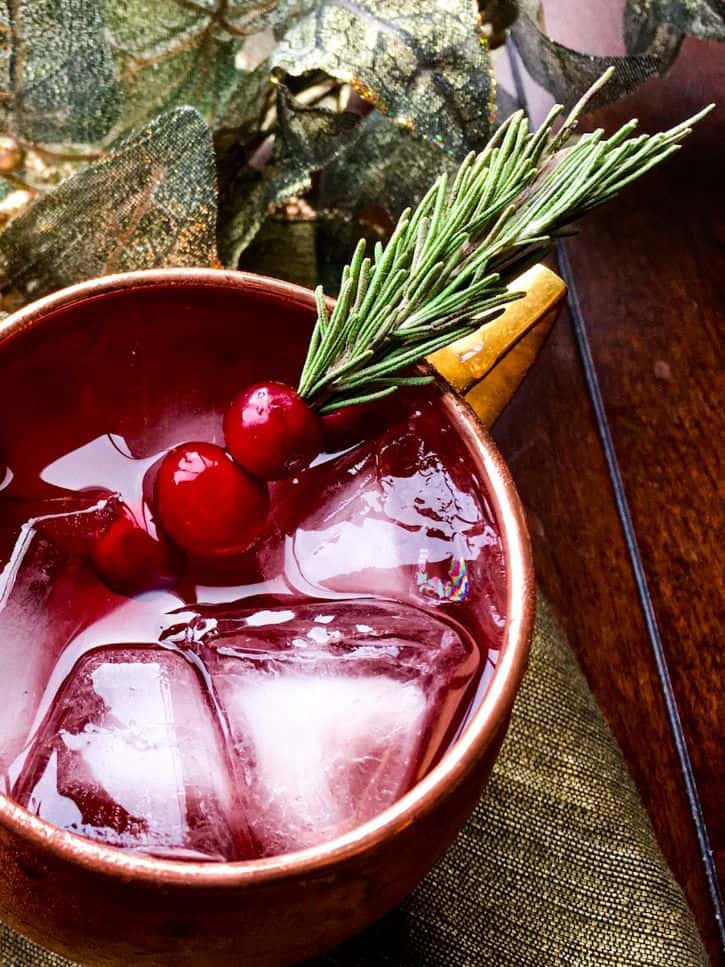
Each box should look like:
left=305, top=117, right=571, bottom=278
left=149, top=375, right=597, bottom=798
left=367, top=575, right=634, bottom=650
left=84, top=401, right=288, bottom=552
left=492, top=13, right=724, bottom=960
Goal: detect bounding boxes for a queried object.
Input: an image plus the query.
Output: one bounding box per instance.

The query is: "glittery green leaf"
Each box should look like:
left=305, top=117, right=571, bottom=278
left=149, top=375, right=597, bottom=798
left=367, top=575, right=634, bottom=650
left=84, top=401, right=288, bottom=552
left=215, top=60, right=273, bottom=135
left=624, top=0, right=725, bottom=53
left=275, top=84, right=360, bottom=170
left=511, top=1, right=669, bottom=110
left=240, top=214, right=319, bottom=290
left=313, top=211, right=386, bottom=295
left=319, top=111, right=457, bottom=219
left=100, top=0, right=273, bottom=134
left=217, top=84, right=361, bottom=267
left=268, top=0, right=494, bottom=155
left=0, top=107, right=216, bottom=299
left=0, top=0, right=120, bottom=143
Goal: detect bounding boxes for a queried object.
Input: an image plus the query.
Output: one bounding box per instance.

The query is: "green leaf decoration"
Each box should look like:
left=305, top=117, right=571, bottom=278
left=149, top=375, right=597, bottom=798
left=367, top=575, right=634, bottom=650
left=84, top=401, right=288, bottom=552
left=624, top=0, right=725, bottom=53
left=216, top=171, right=275, bottom=275
left=313, top=211, right=387, bottom=295
left=215, top=60, right=273, bottom=136
left=238, top=209, right=386, bottom=296
left=319, top=111, right=457, bottom=219
left=510, top=1, right=670, bottom=110
left=0, top=0, right=719, bottom=315
left=268, top=0, right=495, bottom=155
left=0, top=107, right=216, bottom=300
left=240, top=214, right=320, bottom=290
left=100, top=0, right=272, bottom=135
left=217, top=84, right=361, bottom=267
left=275, top=83, right=360, bottom=169
left=0, top=0, right=120, bottom=143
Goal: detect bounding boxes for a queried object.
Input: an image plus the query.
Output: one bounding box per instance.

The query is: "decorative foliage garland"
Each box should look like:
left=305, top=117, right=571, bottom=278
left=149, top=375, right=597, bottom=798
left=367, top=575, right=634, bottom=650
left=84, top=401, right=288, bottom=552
left=0, top=0, right=720, bottom=311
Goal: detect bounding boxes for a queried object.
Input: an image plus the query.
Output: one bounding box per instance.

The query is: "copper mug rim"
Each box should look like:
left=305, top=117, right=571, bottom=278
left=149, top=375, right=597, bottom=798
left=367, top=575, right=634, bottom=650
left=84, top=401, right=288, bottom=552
left=0, top=267, right=535, bottom=890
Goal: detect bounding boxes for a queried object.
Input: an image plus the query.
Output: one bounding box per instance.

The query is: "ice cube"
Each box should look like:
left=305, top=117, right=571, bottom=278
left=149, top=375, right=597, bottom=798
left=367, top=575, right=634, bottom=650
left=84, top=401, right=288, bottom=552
left=0, top=529, right=63, bottom=775
left=0, top=498, right=119, bottom=775
left=14, top=646, right=244, bottom=861
left=222, top=672, right=426, bottom=855
left=166, top=596, right=480, bottom=856
left=262, top=401, right=506, bottom=642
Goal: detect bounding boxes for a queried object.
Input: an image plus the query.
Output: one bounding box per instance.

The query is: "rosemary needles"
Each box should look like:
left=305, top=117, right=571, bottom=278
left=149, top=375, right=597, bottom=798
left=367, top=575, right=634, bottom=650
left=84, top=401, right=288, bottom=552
left=298, top=69, right=713, bottom=414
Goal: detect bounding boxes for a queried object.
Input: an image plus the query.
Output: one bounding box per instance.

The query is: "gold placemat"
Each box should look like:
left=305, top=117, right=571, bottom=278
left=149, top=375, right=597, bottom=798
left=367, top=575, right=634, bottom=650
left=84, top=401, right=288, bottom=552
left=0, top=595, right=707, bottom=966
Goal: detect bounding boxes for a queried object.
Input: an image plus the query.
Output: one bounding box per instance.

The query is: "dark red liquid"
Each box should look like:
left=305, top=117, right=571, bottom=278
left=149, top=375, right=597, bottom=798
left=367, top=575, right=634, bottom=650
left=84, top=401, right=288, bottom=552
left=0, top=282, right=506, bottom=860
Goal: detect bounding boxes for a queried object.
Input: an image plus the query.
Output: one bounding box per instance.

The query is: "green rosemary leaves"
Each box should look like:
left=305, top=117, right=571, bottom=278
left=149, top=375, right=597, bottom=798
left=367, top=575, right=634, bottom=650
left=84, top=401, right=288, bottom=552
left=298, top=70, right=712, bottom=414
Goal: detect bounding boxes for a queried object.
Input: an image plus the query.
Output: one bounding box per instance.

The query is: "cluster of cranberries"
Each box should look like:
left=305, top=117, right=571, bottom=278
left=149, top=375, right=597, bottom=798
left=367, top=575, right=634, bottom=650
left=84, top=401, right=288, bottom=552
left=156, top=382, right=322, bottom=560
left=91, top=382, right=380, bottom=596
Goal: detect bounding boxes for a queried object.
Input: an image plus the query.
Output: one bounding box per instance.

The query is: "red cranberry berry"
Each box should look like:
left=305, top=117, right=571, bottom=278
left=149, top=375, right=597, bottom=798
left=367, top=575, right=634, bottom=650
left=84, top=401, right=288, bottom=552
left=321, top=396, right=390, bottom=452
left=155, top=442, right=269, bottom=557
left=224, top=381, right=322, bottom=480
left=91, top=508, right=180, bottom=595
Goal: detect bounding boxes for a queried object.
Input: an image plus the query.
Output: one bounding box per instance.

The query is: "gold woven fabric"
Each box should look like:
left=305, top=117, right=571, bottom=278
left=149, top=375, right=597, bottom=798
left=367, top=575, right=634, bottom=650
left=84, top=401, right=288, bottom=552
left=0, top=595, right=707, bottom=967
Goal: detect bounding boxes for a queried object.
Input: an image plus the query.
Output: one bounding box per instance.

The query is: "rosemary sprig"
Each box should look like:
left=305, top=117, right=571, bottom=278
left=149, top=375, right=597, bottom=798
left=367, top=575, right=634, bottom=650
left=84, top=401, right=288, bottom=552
left=298, top=69, right=713, bottom=414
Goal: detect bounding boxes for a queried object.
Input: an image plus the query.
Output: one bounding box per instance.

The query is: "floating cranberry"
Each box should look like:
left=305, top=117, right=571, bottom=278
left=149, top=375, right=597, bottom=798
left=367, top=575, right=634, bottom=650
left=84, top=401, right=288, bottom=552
left=224, top=381, right=322, bottom=480
left=155, top=442, right=269, bottom=557
left=91, top=509, right=180, bottom=595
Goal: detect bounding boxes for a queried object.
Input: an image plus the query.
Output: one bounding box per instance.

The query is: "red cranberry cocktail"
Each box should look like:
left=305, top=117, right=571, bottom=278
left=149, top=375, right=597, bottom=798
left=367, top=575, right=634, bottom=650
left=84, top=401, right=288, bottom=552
left=0, top=84, right=696, bottom=962
left=0, top=278, right=506, bottom=861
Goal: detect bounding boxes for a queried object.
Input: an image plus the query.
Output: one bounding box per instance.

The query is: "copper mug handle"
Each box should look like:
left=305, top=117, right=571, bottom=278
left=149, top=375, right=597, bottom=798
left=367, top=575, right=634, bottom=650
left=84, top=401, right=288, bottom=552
left=427, top=264, right=567, bottom=426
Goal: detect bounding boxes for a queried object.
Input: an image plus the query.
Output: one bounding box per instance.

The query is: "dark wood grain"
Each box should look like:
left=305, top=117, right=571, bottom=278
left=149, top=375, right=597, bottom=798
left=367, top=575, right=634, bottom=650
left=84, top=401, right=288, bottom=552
left=567, top=33, right=725, bottom=887
left=492, top=305, right=721, bottom=961
left=494, top=17, right=723, bottom=960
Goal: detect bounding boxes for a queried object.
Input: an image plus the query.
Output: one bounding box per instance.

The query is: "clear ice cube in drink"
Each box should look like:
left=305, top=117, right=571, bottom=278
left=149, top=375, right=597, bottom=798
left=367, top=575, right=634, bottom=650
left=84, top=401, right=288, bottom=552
left=14, top=646, right=242, bottom=860
left=162, top=596, right=480, bottom=856
left=0, top=494, right=117, bottom=778
left=263, top=404, right=506, bottom=643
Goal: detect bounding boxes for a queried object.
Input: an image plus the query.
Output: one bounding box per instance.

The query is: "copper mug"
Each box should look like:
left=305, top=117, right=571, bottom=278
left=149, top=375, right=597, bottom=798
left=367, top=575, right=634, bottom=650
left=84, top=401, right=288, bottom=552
left=0, top=266, right=563, bottom=965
